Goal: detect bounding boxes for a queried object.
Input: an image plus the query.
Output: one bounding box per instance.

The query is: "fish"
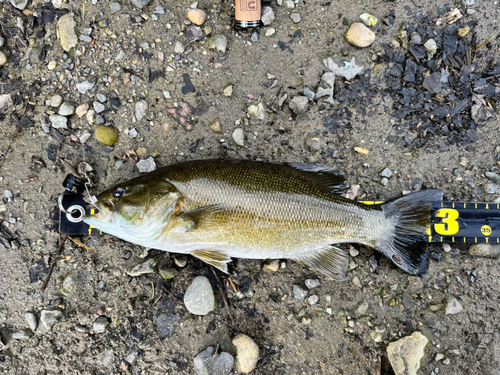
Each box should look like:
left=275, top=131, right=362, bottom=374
left=83, top=159, right=443, bottom=279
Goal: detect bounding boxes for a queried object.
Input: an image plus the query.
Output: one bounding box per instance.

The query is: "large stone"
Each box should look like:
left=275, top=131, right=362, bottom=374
left=345, top=22, right=375, bottom=48
left=95, top=125, right=118, bottom=146
left=57, top=13, right=78, bottom=52
left=183, top=276, right=215, bottom=316
left=233, top=334, right=259, bottom=374
left=387, top=331, right=428, bottom=375
left=469, top=244, right=500, bottom=259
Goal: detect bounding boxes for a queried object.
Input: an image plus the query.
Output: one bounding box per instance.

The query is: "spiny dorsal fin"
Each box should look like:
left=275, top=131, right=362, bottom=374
left=191, top=250, right=231, bottom=273
left=178, top=204, right=228, bottom=231
left=295, top=245, right=349, bottom=280
left=287, top=163, right=349, bottom=194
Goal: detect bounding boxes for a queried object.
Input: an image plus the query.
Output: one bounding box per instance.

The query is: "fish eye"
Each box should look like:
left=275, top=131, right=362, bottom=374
left=112, top=187, right=125, bottom=198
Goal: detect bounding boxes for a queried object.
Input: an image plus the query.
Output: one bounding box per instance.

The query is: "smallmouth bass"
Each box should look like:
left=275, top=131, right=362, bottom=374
left=83, top=159, right=443, bottom=279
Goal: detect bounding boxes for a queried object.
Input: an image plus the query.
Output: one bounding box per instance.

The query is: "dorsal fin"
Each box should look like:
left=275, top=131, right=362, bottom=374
left=287, top=163, right=349, bottom=194
left=294, top=245, right=349, bottom=280
left=190, top=250, right=231, bottom=273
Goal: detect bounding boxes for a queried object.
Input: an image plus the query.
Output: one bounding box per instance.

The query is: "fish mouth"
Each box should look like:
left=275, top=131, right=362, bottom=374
left=83, top=200, right=114, bottom=225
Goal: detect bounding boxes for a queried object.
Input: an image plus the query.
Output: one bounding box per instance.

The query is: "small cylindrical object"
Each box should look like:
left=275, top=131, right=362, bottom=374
left=235, top=0, right=261, bottom=29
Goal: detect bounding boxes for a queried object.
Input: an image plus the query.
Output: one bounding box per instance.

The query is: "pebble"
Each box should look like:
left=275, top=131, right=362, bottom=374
left=57, top=13, right=78, bottom=52
left=12, top=330, right=32, bottom=340
left=0, top=51, right=7, bottom=66
left=233, top=334, right=259, bottom=374
left=101, top=350, right=114, bottom=367
left=194, top=347, right=234, bottom=375
left=223, top=83, right=233, bottom=97
left=305, top=279, right=320, bottom=289
left=126, top=257, right=159, bottom=276
left=209, top=117, right=222, bottom=133
left=4, top=190, right=13, bottom=199
left=131, top=0, right=151, bottom=9
left=93, top=316, right=109, bottom=333
left=469, top=244, right=500, bottom=259
left=264, top=28, right=276, bottom=37
left=445, top=297, right=463, bottom=315
left=462, top=0, right=474, bottom=5
left=58, top=102, right=75, bottom=116
left=95, top=125, right=118, bottom=146
left=155, top=5, right=165, bottom=14
left=232, top=128, right=245, bottom=147
left=303, top=87, right=315, bottom=101
left=387, top=331, right=428, bottom=375
left=290, top=13, right=301, bottom=23
left=381, top=167, right=394, bottom=178
left=359, top=13, right=378, bottom=27
left=0, top=94, right=12, bottom=110
left=137, top=156, right=157, bottom=172
left=163, top=90, right=171, bottom=99
left=40, top=308, right=66, bottom=330
left=10, top=0, right=29, bottom=11
left=50, top=95, right=63, bottom=108
left=61, top=272, right=76, bottom=295
left=76, top=80, right=95, bottom=94
left=184, top=276, right=215, bottom=315
left=0, top=36, right=3, bottom=47
left=174, top=254, right=188, bottom=267
left=261, top=6, right=275, bottom=26
left=424, top=39, right=437, bottom=54
left=110, top=2, right=121, bottom=13
left=345, top=22, right=375, bottom=48
left=208, top=34, right=227, bottom=53
left=174, top=41, right=185, bottom=54
left=93, top=101, right=106, bottom=113
left=293, top=285, right=307, bottom=302
left=458, top=26, right=470, bottom=38
left=485, top=172, right=500, bottom=183
left=442, top=243, right=451, bottom=253
left=75, top=103, right=89, bottom=117
left=129, top=128, right=138, bottom=138
left=251, top=32, right=260, bottom=42
left=186, top=25, right=205, bottom=42
left=285, top=0, right=294, bottom=8
left=187, top=9, right=206, bottom=25
left=308, top=295, right=319, bottom=305
left=484, top=184, right=498, bottom=194
left=263, top=259, right=280, bottom=272
left=248, top=103, right=265, bottom=120
left=25, top=312, right=37, bottom=331
left=49, top=114, right=68, bottom=129
left=288, top=96, right=309, bottom=114
left=158, top=266, right=179, bottom=280
left=135, top=100, right=148, bottom=121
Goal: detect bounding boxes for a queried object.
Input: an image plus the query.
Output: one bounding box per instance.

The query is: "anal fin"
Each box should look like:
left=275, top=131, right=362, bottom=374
left=191, top=250, right=232, bottom=273
left=295, top=245, right=349, bottom=280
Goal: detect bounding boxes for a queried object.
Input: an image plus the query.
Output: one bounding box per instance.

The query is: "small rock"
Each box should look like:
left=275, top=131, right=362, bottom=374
left=445, top=297, right=463, bottom=315
left=485, top=172, right=500, bottom=183
left=304, top=134, right=321, bottom=153
left=305, top=279, right=320, bottom=289
left=387, top=331, right=428, bottom=375
left=48, top=60, right=57, bottom=70
left=137, top=156, right=157, bottom=172
left=469, top=244, right=500, bottom=259
left=110, top=2, right=121, bottom=13
left=232, top=128, right=245, bottom=147
left=25, top=312, right=37, bottom=331
left=187, top=9, right=206, bottom=25
left=352, top=299, right=369, bottom=318
left=174, top=254, right=188, bottom=267
left=410, top=32, right=422, bottom=45
left=155, top=5, right=165, bottom=14
left=97, top=93, right=107, bottom=103
left=293, top=285, right=307, bottom=302
left=135, top=100, right=148, bottom=121
left=58, top=102, right=75, bottom=116
left=10, top=0, right=29, bottom=11
left=4, top=190, right=13, bottom=199
left=288, top=96, right=309, bottom=114
left=248, top=103, right=265, bottom=120
left=435, top=353, right=445, bottom=362
left=0, top=94, right=12, bottom=111
left=0, top=51, right=7, bottom=66
left=424, top=39, right=437, bottom=54
left=303, top=87, right=315, bottom=101
left=194, top=347, right=234, bottom=375
left=49, top=115, right=68, bottom=129
left=209, top=117, right=222, bottom=133
left=184, top=276, right=215, bottom=315
left=126, top=257, right=159, bottom=276
left=264, top=28, right=276, bottom=37
left=345, top=22, right=375, bottom=48
left=57, top=13, right=78, bottom=52
left=308, top=295, right=319, bottom=305
left=93, top=101, right=106, bottom=113
left=95, top=125, right=118, bottom=146
left=61, top=272, right=76, bottom=295
left=261, top=7, right=275, bottom=26
left=158, top=265, right=179, bottom=280
left=442, top=243, right=451, bottom=253
left=458, top=26, right=470, bottom=38
left=174, top=41, right=185, bottom=54
left=0, top=36, right=3, bottom=47
left=50, top=95, right=63, bottom=108
left=12, top=330, right=32, bottom=340
left=381, top=167, right=393, bottom=178
left=93, top=316, right=109, bottom=333
left=76, top=80, right=95, bottom=94
left=290, top=13, right=301, bottom=23
left=402, top=293, right=415, bottom=310
left=186, top=25, right=205, bottom=42
left=131, top=0, right=151, bottom=9
left=101, top=349, right=114, bottom=367
left=223, top=83, right=233, bottom=97
left=208, top=34, right=227, bottom=53
left=359, top=13, right=378, bottom=27
left=462, top=0, right=474, bottom=6
left=285, top=0, right=294, bottom=8
left=233, top=334, right=259, bottom=374
left=263, top=259, right=280, bottom=272
left=484, top=184, right=498, bottom=194
left=352, top=276, right=362, bottom=288
left=381, top=177, right=389, bottom=186
left=40, top=308, right=66, bottom=331
left=75, top=103, right=89, bottom=117
left=162, top=90, right=171, bottom=99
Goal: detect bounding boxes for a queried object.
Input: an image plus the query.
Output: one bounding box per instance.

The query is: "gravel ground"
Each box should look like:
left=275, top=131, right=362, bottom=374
left=1, top=0, right=500, bottom=374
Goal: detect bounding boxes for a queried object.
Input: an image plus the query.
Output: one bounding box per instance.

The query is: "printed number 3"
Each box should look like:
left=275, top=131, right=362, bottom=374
left=434, top=209, right=459, bottom=235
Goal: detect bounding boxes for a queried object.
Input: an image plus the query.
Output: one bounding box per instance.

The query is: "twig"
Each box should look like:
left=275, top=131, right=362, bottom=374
left=228, top=277, right=238, bottom=293
left=41, top=235, right=68, bottom=291
left=211, top=266, right=235, bottom=326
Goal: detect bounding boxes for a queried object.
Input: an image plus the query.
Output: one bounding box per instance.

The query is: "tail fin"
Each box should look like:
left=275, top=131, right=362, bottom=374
left=379, top=190, right=443, bottom=277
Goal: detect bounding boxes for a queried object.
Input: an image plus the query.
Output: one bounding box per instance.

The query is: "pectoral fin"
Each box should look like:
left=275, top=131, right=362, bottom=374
left=178, top=204, right=228, bottom=231
left=190, top=250, right=232, bottom=273
left=295, top=245, right=349, bottom=280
